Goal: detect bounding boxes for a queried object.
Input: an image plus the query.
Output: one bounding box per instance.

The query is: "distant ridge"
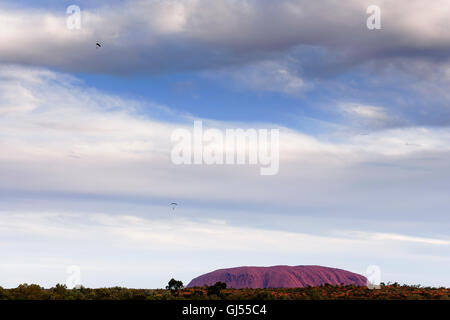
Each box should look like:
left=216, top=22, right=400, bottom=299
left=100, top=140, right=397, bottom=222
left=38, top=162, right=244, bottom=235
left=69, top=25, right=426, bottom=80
left=187, top=265, right=367, bottom=288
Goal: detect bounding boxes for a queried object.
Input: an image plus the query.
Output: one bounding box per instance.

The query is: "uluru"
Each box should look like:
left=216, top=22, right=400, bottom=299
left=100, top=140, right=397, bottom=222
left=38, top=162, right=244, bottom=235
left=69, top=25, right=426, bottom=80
left=187, top=265, right=367, bottom=289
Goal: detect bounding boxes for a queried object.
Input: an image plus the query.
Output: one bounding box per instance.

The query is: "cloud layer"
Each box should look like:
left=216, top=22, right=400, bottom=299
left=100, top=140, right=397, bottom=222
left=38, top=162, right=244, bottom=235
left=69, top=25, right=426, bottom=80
left=1, top=1, right=450, bottom=287
left=2, top=65, right=450, bottom=215
left=1, top=0, right=450, bottom=75
left=1, top=209, right=448, bottom=288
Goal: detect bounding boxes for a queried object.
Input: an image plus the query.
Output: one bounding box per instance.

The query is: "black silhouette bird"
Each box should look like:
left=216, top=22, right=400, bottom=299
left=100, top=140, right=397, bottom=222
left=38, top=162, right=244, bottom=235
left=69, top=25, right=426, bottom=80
left=96, top=42, right=101, bottom=48
left=170, top=202, right=178, bottom=210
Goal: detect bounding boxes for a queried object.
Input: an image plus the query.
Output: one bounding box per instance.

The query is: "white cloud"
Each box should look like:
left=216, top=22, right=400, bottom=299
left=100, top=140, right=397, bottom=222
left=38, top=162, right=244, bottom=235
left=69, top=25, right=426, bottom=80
left=341, top=103, right=388, bottom=121
left=338, top=230, right=450, bottom=246
left=1, top=211, right=448, bottom=253
left=338, top=102, right=399, bottom=129
left=210, top=60, right=307, bottom=95
left=2, top=65, right=450, bottom=204
left=0, top=209, right=448, bottom=288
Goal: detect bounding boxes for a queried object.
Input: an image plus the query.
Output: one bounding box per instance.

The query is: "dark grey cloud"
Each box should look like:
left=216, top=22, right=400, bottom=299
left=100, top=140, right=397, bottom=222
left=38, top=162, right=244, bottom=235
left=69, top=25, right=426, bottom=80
left=1, top=0, right=449, bottom=76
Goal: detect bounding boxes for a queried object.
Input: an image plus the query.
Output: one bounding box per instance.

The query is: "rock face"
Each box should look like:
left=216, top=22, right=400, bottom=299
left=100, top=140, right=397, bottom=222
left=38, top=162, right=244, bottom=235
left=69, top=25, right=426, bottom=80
left=187, top=265, right=367, bottom=288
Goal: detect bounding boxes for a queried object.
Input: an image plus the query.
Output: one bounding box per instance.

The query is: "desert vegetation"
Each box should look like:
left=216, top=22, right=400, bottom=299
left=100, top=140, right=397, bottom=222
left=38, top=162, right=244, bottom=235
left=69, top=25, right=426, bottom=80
left=0, top=281, right=448, bottom=300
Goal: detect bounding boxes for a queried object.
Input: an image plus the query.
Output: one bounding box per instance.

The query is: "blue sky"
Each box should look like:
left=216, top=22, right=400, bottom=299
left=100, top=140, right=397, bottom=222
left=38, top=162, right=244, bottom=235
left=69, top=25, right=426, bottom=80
left=0, top=0, right=449, bottom=288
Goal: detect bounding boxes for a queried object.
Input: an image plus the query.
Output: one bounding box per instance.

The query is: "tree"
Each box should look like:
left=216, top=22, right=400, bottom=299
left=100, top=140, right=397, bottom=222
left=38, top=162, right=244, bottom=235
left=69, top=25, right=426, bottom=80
left=166, top=278, right=184, bottom=295
left=52, top=283, right=68, bottom=296
left=207, top=282, right=227, bottom=297
left=13, top=284, right=45, bottom=300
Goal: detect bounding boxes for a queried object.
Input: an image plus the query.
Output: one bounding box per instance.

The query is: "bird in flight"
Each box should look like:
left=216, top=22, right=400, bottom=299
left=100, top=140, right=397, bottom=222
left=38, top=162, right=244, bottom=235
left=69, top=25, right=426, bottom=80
left=96, top=42, right=102, bottom=48
left=170, top=202, right=178, bottom=210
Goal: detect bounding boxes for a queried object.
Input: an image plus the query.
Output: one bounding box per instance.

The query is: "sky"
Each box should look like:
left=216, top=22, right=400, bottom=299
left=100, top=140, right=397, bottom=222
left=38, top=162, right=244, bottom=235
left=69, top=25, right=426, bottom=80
left=0, top=0, right=449, bottom=288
